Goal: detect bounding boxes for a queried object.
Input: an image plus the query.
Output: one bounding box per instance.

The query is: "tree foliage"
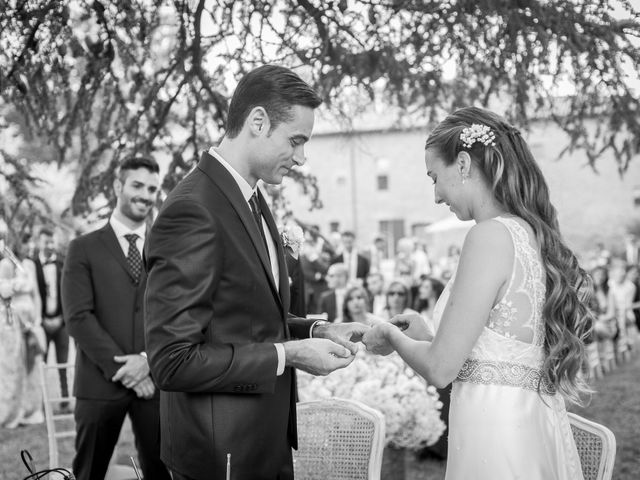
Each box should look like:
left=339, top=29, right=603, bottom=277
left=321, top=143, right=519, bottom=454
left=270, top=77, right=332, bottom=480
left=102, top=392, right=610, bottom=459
left=1, top=0, right=639, bottom=221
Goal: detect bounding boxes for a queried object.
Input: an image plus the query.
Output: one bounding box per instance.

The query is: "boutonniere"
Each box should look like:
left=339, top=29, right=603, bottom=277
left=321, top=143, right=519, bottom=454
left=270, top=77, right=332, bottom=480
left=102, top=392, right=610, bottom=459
left=280, top=224, right=304, bottom=260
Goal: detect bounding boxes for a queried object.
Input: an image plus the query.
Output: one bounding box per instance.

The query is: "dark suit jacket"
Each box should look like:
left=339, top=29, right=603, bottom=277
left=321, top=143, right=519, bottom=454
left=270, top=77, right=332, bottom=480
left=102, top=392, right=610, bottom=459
left=144, top=152, right=315, bottom=480
left=332, top=251, right=370, bottom=282
left=61, top=224, right=148, bottom=400
left=34, top=256, right=63, bottom=319
left=318, top=290, right=338, bottom=322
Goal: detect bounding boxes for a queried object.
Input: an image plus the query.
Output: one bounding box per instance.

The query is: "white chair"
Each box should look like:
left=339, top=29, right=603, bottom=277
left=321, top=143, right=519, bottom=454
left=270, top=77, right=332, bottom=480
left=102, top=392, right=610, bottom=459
left=293, top=398, right=385, bottom=480
left=568, top=412, right=616, bottom=480
left=39, top=360, right=139, bottom=480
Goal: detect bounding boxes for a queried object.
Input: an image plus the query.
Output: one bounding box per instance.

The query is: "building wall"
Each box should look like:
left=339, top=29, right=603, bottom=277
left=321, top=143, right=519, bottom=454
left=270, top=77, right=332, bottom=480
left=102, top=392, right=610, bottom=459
left=283, top=120, right=640, bottom=258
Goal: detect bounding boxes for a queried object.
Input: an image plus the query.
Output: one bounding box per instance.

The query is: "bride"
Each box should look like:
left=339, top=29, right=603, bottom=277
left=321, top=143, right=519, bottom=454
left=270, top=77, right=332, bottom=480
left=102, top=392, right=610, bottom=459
left=363, top=107, right=591, bottom=480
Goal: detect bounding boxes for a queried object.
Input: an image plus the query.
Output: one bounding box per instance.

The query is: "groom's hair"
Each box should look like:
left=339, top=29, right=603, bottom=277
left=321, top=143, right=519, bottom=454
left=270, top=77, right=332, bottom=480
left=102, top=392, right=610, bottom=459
left=225, top=65, right=322, bottom=138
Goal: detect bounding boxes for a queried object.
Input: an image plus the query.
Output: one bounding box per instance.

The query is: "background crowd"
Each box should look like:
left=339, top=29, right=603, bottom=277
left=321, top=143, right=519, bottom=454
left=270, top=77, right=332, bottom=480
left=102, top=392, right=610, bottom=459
left=1, top=211, right=639, bottom=465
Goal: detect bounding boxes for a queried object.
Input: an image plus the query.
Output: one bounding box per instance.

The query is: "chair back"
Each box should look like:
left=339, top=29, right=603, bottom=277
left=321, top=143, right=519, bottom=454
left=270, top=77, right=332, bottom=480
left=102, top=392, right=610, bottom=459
left=38, top=360, right=139, bottom=479
left=39, top=360, right=75, bottom=469
left=293, top=398, right=385, bottom=480
left=568, top=412, right=616, bottom=480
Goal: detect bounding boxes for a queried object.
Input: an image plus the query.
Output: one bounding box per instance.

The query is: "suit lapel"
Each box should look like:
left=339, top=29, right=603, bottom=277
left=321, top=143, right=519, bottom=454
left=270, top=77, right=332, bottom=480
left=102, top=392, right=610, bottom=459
left=196, top=152, right=284, bottom=311
left=259, top=190, right=290, bottom=314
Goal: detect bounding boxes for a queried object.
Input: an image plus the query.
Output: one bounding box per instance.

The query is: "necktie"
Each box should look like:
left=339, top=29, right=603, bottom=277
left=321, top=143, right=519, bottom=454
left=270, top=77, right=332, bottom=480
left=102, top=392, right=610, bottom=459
left=124, top=233, right=142, bottom=282
left=249, top=193, right=270, bottom=260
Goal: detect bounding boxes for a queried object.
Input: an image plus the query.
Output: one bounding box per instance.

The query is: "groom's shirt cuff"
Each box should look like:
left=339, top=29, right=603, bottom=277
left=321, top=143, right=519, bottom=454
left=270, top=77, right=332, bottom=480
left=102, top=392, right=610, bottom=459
left=274, top=343, right=285, bottom=376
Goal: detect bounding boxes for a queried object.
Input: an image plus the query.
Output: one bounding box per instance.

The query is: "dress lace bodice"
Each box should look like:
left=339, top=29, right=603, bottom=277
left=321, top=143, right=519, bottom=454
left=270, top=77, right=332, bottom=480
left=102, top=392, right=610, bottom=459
left=433, top=216, right=553, bottom=393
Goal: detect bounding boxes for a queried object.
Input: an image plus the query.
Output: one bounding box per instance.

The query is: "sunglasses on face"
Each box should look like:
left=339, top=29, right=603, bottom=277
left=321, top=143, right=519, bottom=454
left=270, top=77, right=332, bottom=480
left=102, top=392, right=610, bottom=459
left=388, top=291, right=406, bottom=297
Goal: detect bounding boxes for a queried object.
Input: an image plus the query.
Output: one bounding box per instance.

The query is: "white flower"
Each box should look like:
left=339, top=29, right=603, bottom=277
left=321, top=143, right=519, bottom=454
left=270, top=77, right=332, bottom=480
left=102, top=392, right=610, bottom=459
left=460, top=124, right=496, bottom=149
left=280, top=224, right=304, bottom=259
left=298, top=350, right=446, bottom=450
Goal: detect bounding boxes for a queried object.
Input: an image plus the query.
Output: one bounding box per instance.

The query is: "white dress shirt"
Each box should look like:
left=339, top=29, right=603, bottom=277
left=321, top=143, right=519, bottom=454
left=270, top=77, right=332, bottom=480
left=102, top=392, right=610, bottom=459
left=39, top=253, right=59, bottom=316
left=109, top=216, right=146, bottom=258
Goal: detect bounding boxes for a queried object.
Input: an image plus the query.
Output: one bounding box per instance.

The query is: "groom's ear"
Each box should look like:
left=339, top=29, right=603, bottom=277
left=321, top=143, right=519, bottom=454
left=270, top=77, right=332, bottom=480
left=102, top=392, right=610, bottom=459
left=247, top=106, right=270, bottom=136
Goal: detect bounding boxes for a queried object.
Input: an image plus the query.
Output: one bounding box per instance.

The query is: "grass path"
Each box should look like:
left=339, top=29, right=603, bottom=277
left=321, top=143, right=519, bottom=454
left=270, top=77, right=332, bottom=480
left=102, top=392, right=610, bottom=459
left=1, top=354, right=638, bottom=479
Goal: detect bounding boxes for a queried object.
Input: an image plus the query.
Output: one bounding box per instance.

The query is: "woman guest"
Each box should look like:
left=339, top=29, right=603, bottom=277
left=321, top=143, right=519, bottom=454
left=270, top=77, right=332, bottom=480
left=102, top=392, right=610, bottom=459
left=380, top=280, right=418, bottom=321
left=0, top=221, right=45, bottom=428
left=413, top=276, right=445, bottom=337
left=364, top=107, right=592, bottom=480
left=338, top=285, right=384, bottom=326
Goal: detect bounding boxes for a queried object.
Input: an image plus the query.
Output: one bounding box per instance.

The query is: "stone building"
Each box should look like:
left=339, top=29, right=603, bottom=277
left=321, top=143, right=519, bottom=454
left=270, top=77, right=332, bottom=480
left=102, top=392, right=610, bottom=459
left=283, top=118, right=640, bottom=260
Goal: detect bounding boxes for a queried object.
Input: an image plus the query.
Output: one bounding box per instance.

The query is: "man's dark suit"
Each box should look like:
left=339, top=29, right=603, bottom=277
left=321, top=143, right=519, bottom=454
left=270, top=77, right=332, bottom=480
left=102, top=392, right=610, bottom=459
left=33, top=255, right=69, bottom=397
left=145, top=152, right=315, bottom=480
left=62, top=224, right=167, bottom=480
left=332, top=251, right=370, bottom=285
left=318, top=290, right=339, bottom=322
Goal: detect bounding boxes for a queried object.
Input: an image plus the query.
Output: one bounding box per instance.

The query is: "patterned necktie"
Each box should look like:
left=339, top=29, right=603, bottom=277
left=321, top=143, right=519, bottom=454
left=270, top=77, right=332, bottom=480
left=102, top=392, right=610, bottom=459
left=124, top=233, right=142, bottom=282
left=249, top=193, right=270, bottom=260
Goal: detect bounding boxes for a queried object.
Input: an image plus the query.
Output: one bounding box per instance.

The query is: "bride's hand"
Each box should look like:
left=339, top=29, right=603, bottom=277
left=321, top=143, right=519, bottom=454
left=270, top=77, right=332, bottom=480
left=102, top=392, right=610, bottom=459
left=390, top=313, right=434, bottom=342
left=362, top=323, right=397, bottom=356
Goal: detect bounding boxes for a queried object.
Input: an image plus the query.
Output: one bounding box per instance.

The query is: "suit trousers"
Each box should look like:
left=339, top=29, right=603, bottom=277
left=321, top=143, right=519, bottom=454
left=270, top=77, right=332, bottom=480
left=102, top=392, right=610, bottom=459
left=43, top=318, right=70, bottom=398
left=73, top=394, right=170, bottom=480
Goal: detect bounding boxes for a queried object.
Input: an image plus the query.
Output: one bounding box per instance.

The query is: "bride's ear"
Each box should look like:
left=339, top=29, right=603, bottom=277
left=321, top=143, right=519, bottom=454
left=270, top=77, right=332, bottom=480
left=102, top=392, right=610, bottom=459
left=456, top=151, right=472, bottom=181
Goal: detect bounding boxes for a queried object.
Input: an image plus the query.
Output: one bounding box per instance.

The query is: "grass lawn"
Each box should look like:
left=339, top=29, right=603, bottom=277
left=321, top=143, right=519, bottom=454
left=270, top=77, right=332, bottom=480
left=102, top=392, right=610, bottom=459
left=1, top=353, right=638, bottom=479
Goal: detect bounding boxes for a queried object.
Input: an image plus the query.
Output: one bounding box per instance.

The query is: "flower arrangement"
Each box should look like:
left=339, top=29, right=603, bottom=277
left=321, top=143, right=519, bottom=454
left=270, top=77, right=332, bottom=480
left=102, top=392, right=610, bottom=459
left=297, top=349, right=446, bottom=450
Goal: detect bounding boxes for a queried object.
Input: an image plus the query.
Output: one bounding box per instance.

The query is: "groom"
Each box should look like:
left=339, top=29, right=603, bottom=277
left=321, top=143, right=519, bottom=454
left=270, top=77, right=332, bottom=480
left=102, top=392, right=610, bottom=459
left=144, top=65, right=368, bottom=480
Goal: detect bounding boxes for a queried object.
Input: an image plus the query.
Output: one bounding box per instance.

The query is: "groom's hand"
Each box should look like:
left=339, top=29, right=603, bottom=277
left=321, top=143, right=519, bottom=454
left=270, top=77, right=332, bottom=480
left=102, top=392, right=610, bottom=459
left=312, top=322, right=370, bottom=354
left=284, top=338, right=355, bottom=376
left=390, top=313, right=434, bottom=342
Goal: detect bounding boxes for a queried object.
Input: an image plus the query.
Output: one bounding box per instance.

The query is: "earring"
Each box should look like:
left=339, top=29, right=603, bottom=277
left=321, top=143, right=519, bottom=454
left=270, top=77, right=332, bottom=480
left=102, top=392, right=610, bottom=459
left=461, top=174, right=468, bottom=185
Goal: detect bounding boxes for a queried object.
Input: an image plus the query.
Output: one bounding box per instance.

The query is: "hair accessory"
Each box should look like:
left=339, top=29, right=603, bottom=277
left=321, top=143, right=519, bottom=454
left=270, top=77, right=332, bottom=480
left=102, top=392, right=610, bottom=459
left=460, top=124, right=496, bottom=149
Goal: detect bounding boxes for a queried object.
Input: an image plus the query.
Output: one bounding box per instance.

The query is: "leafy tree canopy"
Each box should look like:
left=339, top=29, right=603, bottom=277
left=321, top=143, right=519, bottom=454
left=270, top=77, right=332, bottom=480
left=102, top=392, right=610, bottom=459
left=0, top=0, right=638, bottom=226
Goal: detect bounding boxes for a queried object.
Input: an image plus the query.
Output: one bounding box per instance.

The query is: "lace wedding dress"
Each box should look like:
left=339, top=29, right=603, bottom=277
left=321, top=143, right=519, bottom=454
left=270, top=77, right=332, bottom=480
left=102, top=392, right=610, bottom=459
left=434, top=217, right=584, bottom=480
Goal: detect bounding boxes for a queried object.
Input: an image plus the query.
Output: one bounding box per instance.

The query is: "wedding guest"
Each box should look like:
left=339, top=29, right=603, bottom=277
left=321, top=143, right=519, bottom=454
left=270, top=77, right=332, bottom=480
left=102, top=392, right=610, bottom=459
left=435, top=244, right=461, bottom=281
left=366, top=235, right=387, bottom=276
left=331, top=230, right=370, bottom=287
left=627, top=265, right=640, bottom=332
left=300, top=226, right=330, bottom=313
left=363, top=106, right=592, bottom=479
left=411, top=275, right=450, bottom=461
left=591, top=266, right=616, bottom=371
left=318, top=262, right=349, bottom=322
left=144, top=65, right=366, bottom=480
left=380, top=280, right=417, bottom=321
left=286, top=251, right=306, bottom=317
left=33, top=227, right=70, bottom=409
left=608, top=257, right=636, bottom=359
left=366, top=272, right=386, bottom=317
left=394, top=237, right=415, bottom=287
left=0, top=220, right=46, bottom=428
left=413, top=276, right=445, bottom=337
left=62, top=156, right=170, bottom=480
left=338, top=285, right=384, bottom=326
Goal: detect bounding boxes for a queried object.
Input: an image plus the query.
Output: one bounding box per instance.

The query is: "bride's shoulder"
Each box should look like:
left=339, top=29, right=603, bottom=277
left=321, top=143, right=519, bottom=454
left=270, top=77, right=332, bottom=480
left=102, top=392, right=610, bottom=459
left=464, top=219, right=512, bottom=250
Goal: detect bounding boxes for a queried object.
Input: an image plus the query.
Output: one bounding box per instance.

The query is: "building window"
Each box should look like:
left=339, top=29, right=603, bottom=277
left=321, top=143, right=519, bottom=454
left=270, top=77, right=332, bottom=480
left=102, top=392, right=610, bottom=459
left=377, top=175, right=389, bottom=191
left=329, top=221, right=340, bottom=233
left=336, top=175, right=347, bottom=186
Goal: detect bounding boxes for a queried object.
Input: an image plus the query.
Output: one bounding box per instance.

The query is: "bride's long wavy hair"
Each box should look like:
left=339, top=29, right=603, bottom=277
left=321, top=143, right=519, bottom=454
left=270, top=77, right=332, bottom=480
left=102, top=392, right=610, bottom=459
left=425, top=106, right=593, bottom=404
